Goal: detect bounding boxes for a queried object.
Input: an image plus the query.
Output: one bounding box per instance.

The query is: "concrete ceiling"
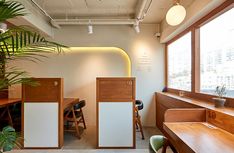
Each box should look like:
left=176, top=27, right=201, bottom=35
left=33, top=0, right=195, bottom=24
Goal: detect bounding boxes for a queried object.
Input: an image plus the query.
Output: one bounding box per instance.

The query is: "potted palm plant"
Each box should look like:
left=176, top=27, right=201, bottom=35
left=0, top=0, right=67, bottom=151
left=0, top=0, right=66, bottom=91
left=213, top=85, right=226, bottom=107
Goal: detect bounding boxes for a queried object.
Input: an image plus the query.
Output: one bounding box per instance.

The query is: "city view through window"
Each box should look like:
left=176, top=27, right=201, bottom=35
left=168, top=32, right=191, bottom=91
left=200, top=7, right=234, bottom=97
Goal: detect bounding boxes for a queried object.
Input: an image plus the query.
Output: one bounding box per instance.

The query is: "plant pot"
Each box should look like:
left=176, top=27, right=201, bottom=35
left=212, top=98, right=226, bottom=107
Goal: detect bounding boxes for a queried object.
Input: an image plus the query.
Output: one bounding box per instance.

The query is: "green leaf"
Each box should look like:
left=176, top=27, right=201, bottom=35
left=0, top=0, right=26, bottom=22
left=2, top=126, right=15, bottom=133
left=3, top=145, right=13, bottom=152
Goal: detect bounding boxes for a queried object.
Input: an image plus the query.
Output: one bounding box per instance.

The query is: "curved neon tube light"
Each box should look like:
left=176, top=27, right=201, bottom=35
left=67, top=47, right=132, bottom=76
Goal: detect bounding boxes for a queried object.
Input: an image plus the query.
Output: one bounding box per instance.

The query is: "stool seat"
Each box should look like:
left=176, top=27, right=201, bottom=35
left=135, top=100, right=143, bottom=110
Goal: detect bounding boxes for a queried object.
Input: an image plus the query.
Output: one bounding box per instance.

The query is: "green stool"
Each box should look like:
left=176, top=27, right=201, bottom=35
left=149, top=135, right=168, bottom=153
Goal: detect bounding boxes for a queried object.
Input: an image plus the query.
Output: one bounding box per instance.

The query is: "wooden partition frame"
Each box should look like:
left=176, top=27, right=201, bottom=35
left=96, top=77, right=136, bottom=149
left=165, top=0, right=234, bottom=107
left=22, top=78, right=64, bottom=149
left=164, top=108, right=206, bottom=122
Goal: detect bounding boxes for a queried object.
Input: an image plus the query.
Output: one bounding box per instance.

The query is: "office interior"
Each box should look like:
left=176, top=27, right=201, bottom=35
left=0, top=0, right=234, bottom=153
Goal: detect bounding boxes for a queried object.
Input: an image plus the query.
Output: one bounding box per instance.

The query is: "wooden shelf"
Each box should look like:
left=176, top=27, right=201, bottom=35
left=157, top=92, right=234, bottom=117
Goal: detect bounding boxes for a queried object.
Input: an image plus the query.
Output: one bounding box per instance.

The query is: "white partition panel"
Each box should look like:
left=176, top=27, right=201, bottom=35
left=99, top=102, right=133, bottom=147
left=24, top=103, right=58, bottom=148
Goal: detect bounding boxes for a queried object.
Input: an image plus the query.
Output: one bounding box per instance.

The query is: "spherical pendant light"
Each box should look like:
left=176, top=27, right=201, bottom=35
left=166, top=3, right=186, bottom=26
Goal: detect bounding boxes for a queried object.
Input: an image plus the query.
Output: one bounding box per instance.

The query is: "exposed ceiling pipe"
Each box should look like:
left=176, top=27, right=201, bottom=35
left=135, top=0, right=152, bottom=21
left=54, top=19, right=137, bottom=25
left=30, top=0, right=61, bottom=29
left=30, top=0, right=152, bottom=29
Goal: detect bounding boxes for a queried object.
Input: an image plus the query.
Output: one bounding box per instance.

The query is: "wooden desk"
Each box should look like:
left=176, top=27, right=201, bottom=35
left=0, top=98, right=21, bottom=107
left=0, top=98, right=21, bottom=127
left=156, top=92, right=234, bottom=134
left=164, top=122, right=234, bottom=153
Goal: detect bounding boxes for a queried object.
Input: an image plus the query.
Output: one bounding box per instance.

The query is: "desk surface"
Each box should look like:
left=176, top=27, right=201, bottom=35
left=164, top=122, right=234, bottom=153
left=0, top=98, right=21, bottom=107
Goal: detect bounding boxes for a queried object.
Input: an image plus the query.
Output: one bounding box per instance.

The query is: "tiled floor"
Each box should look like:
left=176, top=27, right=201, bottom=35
left=11, top=149, right=149, bottom=153
left=63, top=126, right=164, bottom=149
left=10, top=127, right=173, bottom=153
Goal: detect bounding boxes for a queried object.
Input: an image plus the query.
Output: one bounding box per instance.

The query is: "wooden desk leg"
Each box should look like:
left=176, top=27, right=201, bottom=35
left=135, top=108, right=144, bottom=140
left=6, top=106, right=14, bottom=127
left=72, top=108, right=80, bottom=139
left=0, top=108, right=7, bottom=118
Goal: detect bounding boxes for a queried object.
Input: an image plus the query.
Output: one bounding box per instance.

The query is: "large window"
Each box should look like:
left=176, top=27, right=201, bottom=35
left=168, top=32, right=191, bottom=91
left=200, top=7, right=234, bottom=97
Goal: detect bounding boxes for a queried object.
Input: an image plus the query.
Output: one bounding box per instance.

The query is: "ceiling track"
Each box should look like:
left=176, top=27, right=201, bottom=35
left=53, top=19, right=137, bottom=25
left=30, top=0, right=152, bottom=27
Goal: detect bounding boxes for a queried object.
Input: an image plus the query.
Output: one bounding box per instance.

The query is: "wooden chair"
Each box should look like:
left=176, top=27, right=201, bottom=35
left=149, top=135, right=168, bottom=153
left=135, top=100, right=145, bottom=140
left=64, top=100, right=86, bottom=139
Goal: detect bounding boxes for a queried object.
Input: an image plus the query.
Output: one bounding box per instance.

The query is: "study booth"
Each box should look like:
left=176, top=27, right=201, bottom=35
left=20, top=77, right=136, bottom=148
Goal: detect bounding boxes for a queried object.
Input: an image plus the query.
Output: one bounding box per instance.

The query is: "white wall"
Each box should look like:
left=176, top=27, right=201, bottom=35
left=10, top=24, right=165, bottom=127
left=9, top=48, right=129, bottom=126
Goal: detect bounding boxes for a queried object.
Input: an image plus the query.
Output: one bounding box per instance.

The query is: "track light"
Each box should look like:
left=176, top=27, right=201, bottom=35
left=88, top=25, right=93, bottom=34
left=88, top=20, right=93, bottom=34
left=134, top=24, right=140, bottom=33
left=0, top=23, right=7, bottom=34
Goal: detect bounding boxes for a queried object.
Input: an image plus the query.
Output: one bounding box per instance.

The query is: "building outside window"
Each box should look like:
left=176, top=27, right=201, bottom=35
left=200, top=7, right=234, bottom=97
left=167, top=32, right=191, bottom=91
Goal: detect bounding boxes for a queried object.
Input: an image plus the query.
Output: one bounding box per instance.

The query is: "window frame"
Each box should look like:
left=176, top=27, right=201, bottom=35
left=165, top=1, right=234, bottom=107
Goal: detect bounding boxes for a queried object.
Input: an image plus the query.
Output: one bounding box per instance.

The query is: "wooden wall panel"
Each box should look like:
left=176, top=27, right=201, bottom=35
left=164, top=108, right=206, bottom=122
left=97, top=77, right=135, bottom=102
left=207, top=109, right=234, bottom=134
left=23, top=78, right=63, bottom=102
left=156, top=92, right=200, bottom=131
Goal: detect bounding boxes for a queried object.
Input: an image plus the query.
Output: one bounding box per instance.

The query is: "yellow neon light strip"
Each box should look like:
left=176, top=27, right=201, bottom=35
left=68, top=47, right=131, bottom=76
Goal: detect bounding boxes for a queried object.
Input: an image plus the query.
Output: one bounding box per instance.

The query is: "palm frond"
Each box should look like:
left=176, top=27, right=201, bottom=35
left=0, top=0, right=68, bottom=92
left=0, top=67, right=39, bottom=90
left=0, top=0, right=26, bottom=22
left=0, top=26, right=67, bottom=62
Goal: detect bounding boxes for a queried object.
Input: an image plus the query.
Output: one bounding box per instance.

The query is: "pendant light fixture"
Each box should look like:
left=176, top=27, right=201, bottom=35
left=166, top=0, right=186, bottom=26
